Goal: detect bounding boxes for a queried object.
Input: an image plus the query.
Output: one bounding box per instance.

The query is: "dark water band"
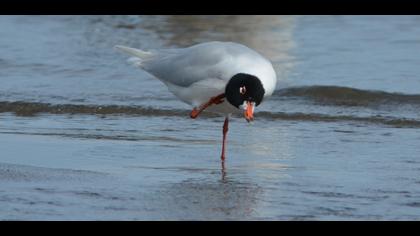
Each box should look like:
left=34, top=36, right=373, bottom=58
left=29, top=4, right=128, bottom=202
left=1, top=100, right=419, bottom=128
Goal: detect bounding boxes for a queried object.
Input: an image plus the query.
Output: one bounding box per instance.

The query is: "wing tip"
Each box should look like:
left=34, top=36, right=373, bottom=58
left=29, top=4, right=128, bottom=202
left=113, top=45, right=153, bottom=59
left=114, top=45, right=128, bottom=52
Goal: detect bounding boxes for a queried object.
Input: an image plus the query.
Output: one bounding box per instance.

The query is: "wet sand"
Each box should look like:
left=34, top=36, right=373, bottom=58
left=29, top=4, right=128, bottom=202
left=2, top=116, right=420, bottom=220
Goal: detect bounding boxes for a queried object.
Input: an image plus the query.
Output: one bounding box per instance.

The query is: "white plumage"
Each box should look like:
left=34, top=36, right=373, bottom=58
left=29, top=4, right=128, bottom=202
left=115, top=41, right=276, bottom=115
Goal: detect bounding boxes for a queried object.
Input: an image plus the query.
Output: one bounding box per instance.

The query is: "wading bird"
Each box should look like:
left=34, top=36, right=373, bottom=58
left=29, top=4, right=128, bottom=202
left=115, top=41, right=276, bottom=161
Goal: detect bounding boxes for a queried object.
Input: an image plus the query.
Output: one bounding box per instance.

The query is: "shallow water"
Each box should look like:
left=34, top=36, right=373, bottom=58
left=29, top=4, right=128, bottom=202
left=1, top=15, right=420, bottom=220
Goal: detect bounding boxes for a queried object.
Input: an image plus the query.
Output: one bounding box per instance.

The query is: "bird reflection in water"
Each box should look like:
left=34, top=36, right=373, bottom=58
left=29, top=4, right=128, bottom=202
left=221, top=160, right=227, bottom=182
left=155, top=170, right=262, bottom=220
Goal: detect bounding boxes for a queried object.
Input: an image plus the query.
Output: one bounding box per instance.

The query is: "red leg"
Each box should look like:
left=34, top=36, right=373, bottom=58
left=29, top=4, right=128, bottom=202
left=221, top=116, right=229, bottom=161
left=190, top=93, right=225, bottom=119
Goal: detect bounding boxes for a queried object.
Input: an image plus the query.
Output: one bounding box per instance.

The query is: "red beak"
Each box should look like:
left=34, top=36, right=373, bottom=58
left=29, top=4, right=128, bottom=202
left=244, top=101, right=254, bottom=122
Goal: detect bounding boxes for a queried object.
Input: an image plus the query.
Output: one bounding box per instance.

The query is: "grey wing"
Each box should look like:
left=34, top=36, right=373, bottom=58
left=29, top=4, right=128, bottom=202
left=141, top=42, right=254, bottom=87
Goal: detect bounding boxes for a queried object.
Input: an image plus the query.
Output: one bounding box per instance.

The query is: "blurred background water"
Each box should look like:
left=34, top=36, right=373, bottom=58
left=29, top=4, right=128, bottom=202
left=1, top=15, right=420, bottom=220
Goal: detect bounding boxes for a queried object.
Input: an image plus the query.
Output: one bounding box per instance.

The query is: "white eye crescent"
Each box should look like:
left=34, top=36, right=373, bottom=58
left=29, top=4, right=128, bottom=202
left=239, top=86, right=246, bottom=95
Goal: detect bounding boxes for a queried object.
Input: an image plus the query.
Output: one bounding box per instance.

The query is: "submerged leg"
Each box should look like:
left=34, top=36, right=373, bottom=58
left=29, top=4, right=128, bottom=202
left=221, top=116, right=229, bottom=161
left=221, top=159, right=227, bottom=181
left=190, top=93, right=225, bottom=119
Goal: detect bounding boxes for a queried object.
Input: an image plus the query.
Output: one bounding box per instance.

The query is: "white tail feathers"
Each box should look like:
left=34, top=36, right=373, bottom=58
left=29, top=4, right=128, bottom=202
left=114, top=45, right=154, bottom=60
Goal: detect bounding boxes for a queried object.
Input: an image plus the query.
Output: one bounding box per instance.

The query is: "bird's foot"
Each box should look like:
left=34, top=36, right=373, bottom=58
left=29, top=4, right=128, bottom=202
left=190, top=108, right=200, bottom=119
left=189, top=93, right=225, bottom=119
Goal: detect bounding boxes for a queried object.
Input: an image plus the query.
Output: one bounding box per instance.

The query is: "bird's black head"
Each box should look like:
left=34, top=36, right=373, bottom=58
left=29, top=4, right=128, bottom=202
left=225, top=73, right=265, bottom=122
left=225, top=73, right=265, bottom=108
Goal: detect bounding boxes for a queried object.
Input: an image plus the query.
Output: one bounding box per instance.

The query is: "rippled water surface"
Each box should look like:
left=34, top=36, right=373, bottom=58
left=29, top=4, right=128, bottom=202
left=1, top=15, right=420, bottom=220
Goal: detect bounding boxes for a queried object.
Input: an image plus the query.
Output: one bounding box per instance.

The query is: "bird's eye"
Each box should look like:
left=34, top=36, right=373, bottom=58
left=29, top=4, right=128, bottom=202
left=239, top=86, right=246, bottom=95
